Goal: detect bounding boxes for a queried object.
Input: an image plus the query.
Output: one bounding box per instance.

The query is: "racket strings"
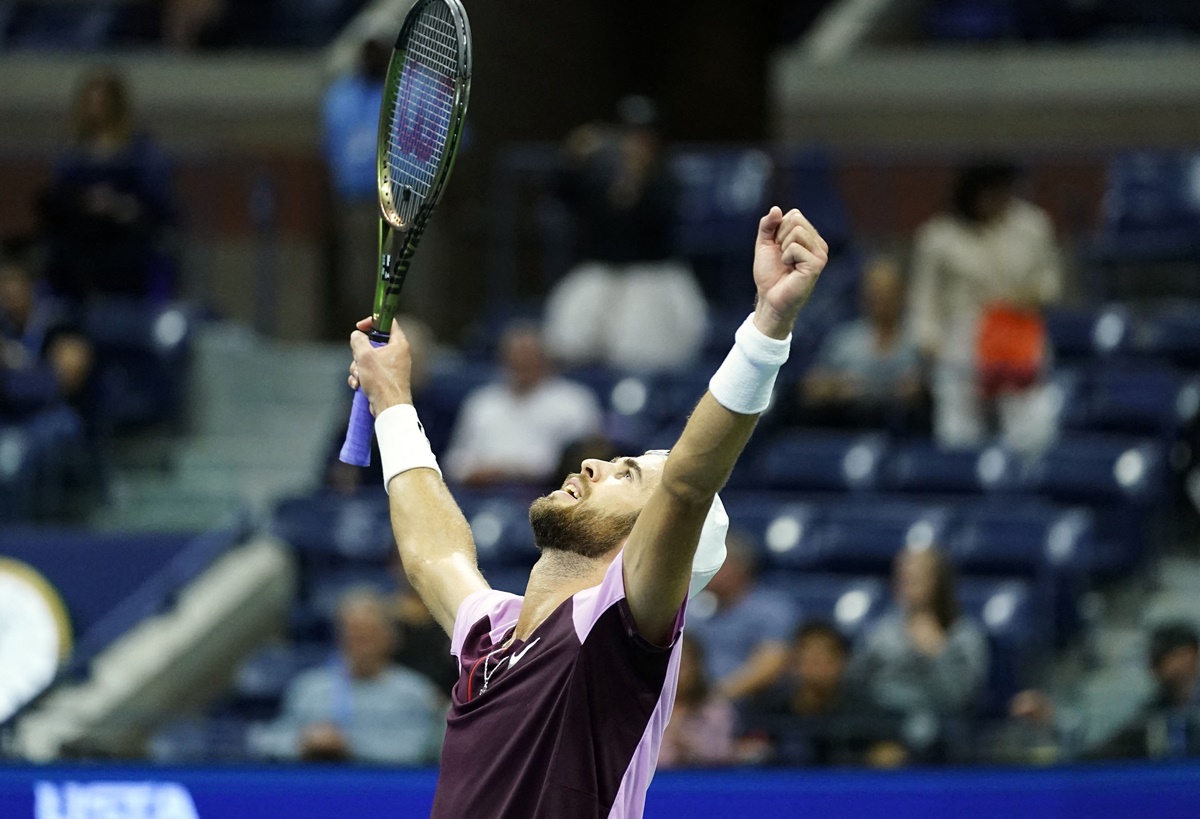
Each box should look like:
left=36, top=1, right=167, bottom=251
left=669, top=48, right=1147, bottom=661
left=386, top=3, right=460, bottom=223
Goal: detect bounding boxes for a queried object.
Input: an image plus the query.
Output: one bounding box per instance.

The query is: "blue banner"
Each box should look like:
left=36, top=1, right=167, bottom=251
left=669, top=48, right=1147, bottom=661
left=2, top=762, right=1199, bottom=818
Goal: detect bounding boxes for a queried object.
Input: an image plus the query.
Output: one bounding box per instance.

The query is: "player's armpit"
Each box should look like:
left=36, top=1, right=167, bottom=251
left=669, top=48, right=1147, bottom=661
left=387, top=468, right=490, bottom=635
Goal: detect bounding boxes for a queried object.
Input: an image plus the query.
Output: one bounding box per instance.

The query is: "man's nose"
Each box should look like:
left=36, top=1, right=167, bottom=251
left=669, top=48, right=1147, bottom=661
left=581, top=459, right=606, bottom=481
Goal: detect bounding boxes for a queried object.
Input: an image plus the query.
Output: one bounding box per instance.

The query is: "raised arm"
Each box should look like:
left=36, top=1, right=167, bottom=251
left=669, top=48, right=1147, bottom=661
left=349, top=320, right=489, bottom=635
left=622, top=207, right=828, bottom=645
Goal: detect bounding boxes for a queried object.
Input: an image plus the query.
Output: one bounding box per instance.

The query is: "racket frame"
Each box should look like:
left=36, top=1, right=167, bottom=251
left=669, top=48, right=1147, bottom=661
left=369, top=0, right=472, bottom=343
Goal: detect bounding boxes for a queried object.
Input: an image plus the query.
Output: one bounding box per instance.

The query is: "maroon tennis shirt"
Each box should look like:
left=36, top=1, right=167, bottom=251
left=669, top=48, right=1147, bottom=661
left=429, top=551, right=686, bottom=818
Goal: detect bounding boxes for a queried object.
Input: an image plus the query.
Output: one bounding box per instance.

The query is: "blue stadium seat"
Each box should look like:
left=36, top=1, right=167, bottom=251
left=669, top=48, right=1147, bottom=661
left=417, top=358, right=497, bottom=456
left=1066, top=364, right=1200, bottom=437
left=753, top=431, right=888, bottom=492
left=149, top=717, right=251, bottom=764
left=271, top=493, right=391, bottom=562
left=457, top=495, right=538, bottom=568
left=1021, top=435, right=1166, bottom=504
left=760, top=573, right=887, bottom=638
left=481, top=567, right=529, bottom=596
left=84, top=301, right=196, bottom=432
left=774, top=144, right=853, bottom=251
left=723, top=495, right=819, bottom=571
left=950, top=503, right=1095, bottom=576
left=1136, top=303, right=1200, bottom=369
left=882, top=441, right=1016, bottom=495
left=958, top=577, right=1042, bottom=708
left=1102, top=152, right=1200, bottom=244
left=225, top=642, right=331, bottom=719
left=818, top=502, right=956, bottom=573
left=1044, top=305, right=1131, bottom=363
left=671, top=148, right=773, bottom=301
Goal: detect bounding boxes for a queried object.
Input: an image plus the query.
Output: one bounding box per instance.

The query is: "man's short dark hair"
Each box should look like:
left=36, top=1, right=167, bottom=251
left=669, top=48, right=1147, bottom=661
left=794, top=619, right=850, bottom=657
left=1149, top=621, right=1199, bottom=669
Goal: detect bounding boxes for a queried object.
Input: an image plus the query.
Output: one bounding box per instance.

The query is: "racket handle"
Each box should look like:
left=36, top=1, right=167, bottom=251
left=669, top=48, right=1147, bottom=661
left=339, top=388, right=375, bottom=466
left=339, top=335, right=388, bottom=467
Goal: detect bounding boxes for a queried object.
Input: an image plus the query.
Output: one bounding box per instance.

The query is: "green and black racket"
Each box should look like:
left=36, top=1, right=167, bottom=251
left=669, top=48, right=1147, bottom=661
left=340, top=0, right=472, bottom=466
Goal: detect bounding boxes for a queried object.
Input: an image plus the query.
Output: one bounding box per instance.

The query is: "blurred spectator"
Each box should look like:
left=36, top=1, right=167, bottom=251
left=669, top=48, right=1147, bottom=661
left=687, top=532, right=798, bottom=701
left=658, top=637, right=736, bottom=769
left=40, top=68, right=175, bottom=303
left=388, top=555, right=457, bottom=694
left=543, top=97, right=707, bottom=373
left=0, top=236, right=92, bottom=416
left=444, top=321, right=602, bottom=487
left=793, top=254, right=924, bottom=430
left=1010, top=621, right=1200, bottom=761
left=851, top=545, right=989, bottom=755
left=743, top=620, right=904, bottom=766
left=324, top=38, right=392, bottom=337
left=909, top=161, right=1062, bottom=455
left=324, top=314, right=435, bottom=493
left=249, top=589, right=444, bottom=764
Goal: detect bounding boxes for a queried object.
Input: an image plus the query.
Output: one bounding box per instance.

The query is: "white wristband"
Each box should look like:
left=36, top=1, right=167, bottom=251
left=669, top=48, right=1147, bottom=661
left=708, top=314, right=791, bottom=414
left=375, top=404, right=442, bottom=493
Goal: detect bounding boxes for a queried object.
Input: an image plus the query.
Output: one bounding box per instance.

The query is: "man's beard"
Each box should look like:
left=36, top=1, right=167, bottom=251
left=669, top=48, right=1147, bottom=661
left=528, top=497, right=640, bottom=559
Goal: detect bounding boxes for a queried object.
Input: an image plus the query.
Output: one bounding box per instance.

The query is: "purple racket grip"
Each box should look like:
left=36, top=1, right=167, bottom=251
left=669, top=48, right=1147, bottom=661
left=339, top=337, right=387, bottom=466
left=339, top=388, right=374, bottom=466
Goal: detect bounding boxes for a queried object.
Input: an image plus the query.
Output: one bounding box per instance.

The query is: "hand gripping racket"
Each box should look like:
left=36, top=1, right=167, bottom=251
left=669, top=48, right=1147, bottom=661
left=340, top=0, right=472, bottom=466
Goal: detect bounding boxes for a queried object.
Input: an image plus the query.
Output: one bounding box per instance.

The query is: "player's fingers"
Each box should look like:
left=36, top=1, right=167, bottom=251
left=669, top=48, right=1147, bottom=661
left=780, top=223, right=821, bottom=255
left=777, top=209, right=826, bottom=252
left=356, top=316, right=373, bottom=331
left=350, top=330, right=373, bottom=357
left=757, top=206, right=784, bottom=244
left=348, top=373, right=359, bottom=390
left=782, top=241, right=823, bottom=271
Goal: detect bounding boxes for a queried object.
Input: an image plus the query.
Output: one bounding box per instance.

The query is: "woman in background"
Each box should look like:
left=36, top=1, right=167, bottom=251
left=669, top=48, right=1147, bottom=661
left=852, top=544, right=989, bottom=759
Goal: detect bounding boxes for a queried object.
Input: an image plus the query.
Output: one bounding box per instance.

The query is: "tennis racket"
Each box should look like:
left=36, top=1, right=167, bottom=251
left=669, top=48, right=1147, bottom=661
left=339, top=0, right=472, bottom=466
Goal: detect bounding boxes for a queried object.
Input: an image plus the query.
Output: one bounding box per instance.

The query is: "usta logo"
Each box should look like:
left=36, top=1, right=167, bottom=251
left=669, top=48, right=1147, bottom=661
left=34, top=781, right=200, bottom=819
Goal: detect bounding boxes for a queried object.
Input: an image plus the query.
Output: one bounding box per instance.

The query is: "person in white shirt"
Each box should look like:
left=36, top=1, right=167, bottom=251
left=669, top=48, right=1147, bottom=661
left=444, top=322, right=603, bottom=486
left=909, top=162, right=1063, bottom=454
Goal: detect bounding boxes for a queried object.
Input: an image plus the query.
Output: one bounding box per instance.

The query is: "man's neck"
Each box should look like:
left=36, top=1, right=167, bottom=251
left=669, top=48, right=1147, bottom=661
left=512, top=550, right=612, bottom=642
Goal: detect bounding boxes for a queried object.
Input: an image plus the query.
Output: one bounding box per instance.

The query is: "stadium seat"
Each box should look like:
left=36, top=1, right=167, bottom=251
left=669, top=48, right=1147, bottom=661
left=958, top=577, right=1042, bottom=709
left=84, top=301, right=196, bottom=433
left=271, top=493, right=391, bottom=562
left=753, top=431, right=888, bottom=492
left=1066, top=364, right=1200, bottom=437
left=671, top=148, right=773, bottom=301
left=882, top=441, right=1016, bottom=495
left=1021, top=435, right=1166, bottom=504
left=760, top=573, right=887, bottom=638
left=818, top=501, right=956, bottom=573
left=723, top=495, right=819, bottom=571
left=1136, top=303, right=1200, bottom=369
left=774, top=144, right=853, bottom=252
left=457, top=495, right=538, bottom=568
left=1044, top=305, right=1131, bottom=363
left=1100, top=151, right=1200, bottom=250
left=417, top=358, right=497, bottom=456
left=950, top=502, right=1094, bottom=576
left=224, top=642, right=331, bottom=720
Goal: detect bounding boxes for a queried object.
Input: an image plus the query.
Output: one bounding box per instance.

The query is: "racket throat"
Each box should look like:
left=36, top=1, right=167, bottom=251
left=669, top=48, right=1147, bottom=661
left=372, top=226, right=418, bottom=334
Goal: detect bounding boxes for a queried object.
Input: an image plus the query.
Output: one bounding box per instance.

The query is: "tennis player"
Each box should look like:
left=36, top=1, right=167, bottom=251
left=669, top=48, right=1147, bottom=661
left=348, top=205, right=828, bottom=818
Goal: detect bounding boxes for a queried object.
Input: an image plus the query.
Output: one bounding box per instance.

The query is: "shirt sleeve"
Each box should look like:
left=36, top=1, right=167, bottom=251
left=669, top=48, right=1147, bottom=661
left=450, top=588, right=523, bottom=660
left=572, top=550, right=686, bottom=650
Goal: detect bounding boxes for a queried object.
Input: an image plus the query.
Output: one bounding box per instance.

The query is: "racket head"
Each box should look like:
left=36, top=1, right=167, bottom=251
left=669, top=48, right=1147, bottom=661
left=376, top=0, right=472, bottom=233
